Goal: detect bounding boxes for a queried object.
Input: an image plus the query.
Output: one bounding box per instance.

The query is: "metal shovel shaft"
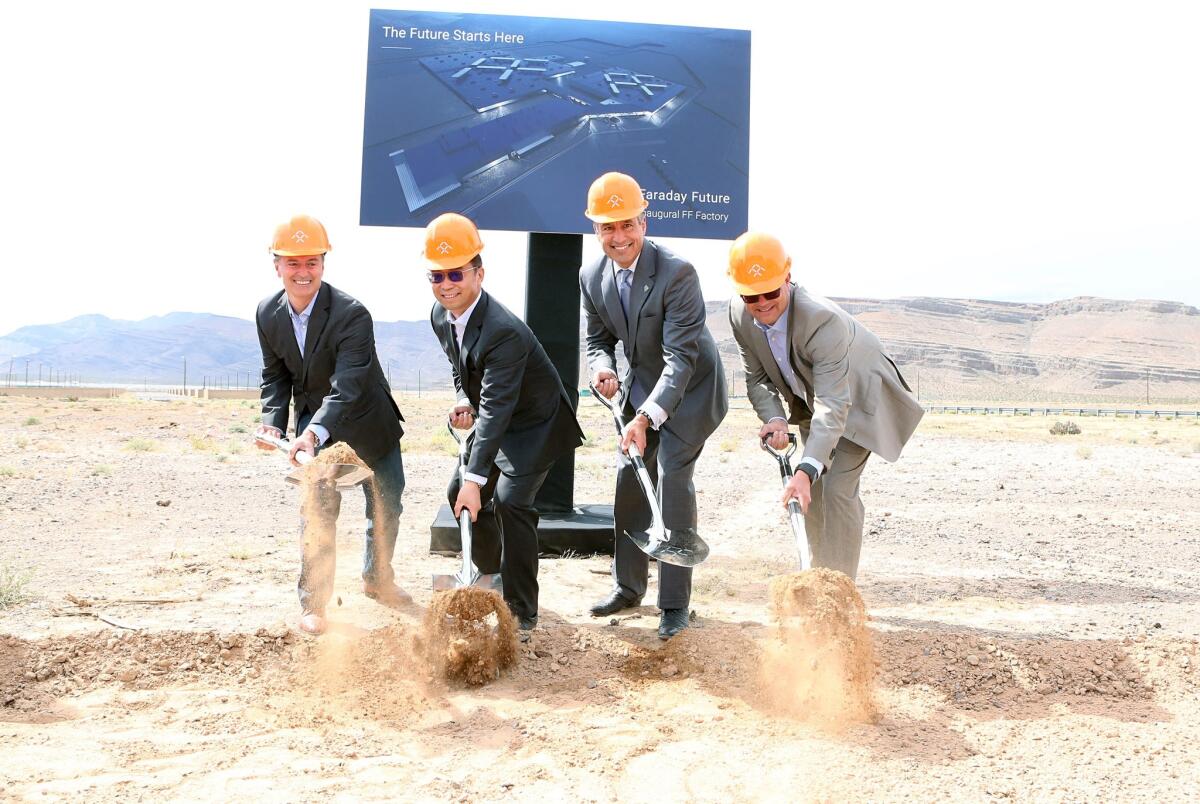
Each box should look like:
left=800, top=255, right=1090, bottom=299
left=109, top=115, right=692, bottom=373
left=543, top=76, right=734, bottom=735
left=762, top=434, right=813, bottom=571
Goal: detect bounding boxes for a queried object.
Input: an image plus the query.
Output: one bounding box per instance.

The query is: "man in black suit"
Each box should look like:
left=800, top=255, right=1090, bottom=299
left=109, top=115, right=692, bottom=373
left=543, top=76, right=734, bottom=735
left=425, top=213, right=584, bottom=637
left=254, top=214, right=407, bottom=636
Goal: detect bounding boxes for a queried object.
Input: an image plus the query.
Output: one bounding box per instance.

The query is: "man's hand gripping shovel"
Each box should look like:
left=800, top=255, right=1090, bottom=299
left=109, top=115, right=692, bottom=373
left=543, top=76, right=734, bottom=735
left=591, top=382, right=710, bottom=567
left=432, top=419, right=503, bottom=593
left=761, top=433, right=813, bottom=571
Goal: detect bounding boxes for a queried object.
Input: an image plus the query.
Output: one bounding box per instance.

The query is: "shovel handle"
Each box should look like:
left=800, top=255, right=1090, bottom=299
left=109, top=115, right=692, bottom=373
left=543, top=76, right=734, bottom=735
left=255, top=433, right=313, bottom=465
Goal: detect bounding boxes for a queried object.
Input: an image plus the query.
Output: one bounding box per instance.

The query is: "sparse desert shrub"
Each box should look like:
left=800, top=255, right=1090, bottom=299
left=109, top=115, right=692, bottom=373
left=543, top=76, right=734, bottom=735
left=22, top=417, right=39, bottom=426
left=1076, top=446, right=1093, bottom=459
left=0, top=466, right=15, bottom=477
left=1050, top=420, right=1081, bottom=436
left=15, top=436, right=27, bottom=449
left=125, top=438, right=158, bottom=452
left=0, top=563, right=33, bottom=609
left=91, top=464, right=113, bottom=476
left=229, top=423, right=248, bottom=434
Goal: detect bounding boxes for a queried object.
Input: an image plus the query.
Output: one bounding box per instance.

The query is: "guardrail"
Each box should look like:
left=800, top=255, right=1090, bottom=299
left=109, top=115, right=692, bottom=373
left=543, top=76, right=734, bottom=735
left=924, top=405, right=1200, bottom=419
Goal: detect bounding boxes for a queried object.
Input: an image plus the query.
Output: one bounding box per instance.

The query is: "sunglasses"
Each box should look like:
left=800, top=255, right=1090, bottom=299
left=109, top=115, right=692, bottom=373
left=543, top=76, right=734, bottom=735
left=426, top=266, right=479, bottom=284
left=740, top=286, right=783, bottom=304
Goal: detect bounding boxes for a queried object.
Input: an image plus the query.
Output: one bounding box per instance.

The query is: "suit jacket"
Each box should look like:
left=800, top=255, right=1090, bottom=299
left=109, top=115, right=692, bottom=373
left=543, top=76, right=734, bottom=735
left=256, top=282, right=403, bottom=465
left=432, top=290, right=584, bottom=478
left=729, top=284, right=923, bottom=466
left=580, top=239, right=728, bottom=446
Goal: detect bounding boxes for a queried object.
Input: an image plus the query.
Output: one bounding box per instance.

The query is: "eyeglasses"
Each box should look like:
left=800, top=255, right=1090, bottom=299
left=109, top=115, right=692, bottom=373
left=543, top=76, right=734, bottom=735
left=740, top=286, right=783, bottom=304
left=427, top=266, right=479, bottom=284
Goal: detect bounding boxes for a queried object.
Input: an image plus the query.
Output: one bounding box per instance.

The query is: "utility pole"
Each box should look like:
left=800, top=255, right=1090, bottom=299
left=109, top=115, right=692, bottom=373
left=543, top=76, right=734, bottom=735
left=25, top=360, right=30, bottom=386
left=418, top=367, right=422, bottom=397
left=183, top=358, right=187, bottom=393
left=6, top=358, right=11, bottom=387
left=1146, top=369, right=1150, bottom=406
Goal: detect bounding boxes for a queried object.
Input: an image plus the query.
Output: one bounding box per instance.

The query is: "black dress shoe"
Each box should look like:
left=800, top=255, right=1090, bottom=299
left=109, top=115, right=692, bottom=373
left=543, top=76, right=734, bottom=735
left=658, top=608, right=689, bottom=640
left=589, top=591, right=642, bottom=617
left=517, top=615, right=537, bottom=642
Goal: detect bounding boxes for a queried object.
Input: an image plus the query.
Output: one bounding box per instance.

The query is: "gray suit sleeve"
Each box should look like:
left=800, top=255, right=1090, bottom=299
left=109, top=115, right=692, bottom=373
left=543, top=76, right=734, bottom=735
left=256, top=308, right=291, bottom=434
left=308, top=304, right=375, bottom=441
left=729, top=304, right=788, bottom=424
left=466, top=327, right=528, bottom=478
left=646, top=262, right=704, bottom=416
left=580, top=274, right=618, bottom=379
left=801, top=307, right=853, bottom=467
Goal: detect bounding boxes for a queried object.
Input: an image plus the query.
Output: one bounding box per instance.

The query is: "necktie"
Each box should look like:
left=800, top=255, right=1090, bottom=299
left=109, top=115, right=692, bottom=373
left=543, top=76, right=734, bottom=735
left=618, top=268, right=633, bottom=322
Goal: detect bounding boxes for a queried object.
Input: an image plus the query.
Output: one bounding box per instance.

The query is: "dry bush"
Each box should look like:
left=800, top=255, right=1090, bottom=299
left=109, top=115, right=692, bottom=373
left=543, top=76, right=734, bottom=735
left=1049, top=420, right=1082, bottom=435
left=0, top=563, right=33, bottom=609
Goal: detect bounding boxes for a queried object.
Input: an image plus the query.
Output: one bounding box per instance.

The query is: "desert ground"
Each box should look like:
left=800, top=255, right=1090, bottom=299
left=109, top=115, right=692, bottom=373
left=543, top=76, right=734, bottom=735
left=1, top=390, right=1199, bottom=802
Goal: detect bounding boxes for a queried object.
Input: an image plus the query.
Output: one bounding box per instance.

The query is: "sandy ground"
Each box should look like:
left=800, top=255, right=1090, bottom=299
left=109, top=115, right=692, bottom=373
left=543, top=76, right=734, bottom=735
left=1, top=392, right=1199, bottom=802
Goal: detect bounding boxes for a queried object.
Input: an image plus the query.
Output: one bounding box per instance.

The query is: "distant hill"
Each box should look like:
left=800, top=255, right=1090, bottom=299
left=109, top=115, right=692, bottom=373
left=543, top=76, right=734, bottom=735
left=3, top=296, right=1198, bottom=403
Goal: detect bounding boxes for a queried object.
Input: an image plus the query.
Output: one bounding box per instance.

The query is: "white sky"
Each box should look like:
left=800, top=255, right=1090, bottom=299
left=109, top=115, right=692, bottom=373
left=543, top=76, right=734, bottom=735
left=2, top=0, right=1196, bottom=333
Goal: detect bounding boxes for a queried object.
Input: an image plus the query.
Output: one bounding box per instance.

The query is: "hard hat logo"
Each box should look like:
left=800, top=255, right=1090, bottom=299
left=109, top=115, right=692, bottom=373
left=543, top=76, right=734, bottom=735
left=292, top=230, right=308, bottom=243
left=437, top=241, right=453, bottom=255
left=748, top=263, right=766, bottom=278
left=607, top=194, right=623, bottom=209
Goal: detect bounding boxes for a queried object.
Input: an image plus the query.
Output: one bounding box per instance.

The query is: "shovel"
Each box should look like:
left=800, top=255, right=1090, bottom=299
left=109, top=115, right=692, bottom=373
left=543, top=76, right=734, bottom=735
left=254, top=432, right=373, bottom=491
left=432, top=420, right=504, bottom=593
left=591, top=382, right=710, bottom=567
left=761, top=433, right=813, bottom=571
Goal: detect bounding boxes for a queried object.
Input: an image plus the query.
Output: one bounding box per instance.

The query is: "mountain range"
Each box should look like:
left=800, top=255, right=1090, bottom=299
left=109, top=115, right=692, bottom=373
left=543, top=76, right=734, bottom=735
left=3, top=296, right=1198, bottom=403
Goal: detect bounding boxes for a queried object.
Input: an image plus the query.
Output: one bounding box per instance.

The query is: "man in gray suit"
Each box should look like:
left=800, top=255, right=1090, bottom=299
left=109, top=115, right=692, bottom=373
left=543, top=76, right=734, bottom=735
left=426, top=213, right=584, bottom=637
left=579, top=172, right=728, bottom=639
left=727, top=232, right=924, bottom=580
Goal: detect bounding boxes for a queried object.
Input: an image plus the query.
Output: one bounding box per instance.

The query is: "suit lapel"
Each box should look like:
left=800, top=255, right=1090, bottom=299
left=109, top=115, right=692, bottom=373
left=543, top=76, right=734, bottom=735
left=600, top=259, right=629, bottom=342
left=300, top=284, right=331, bottom=384
left=788, top=285, right=815, bottom=401
left=626, top=241, right=656, bottom=351
left=275, top=294, right=303, bottom=375
left=459, top=292, right=487, bottom=376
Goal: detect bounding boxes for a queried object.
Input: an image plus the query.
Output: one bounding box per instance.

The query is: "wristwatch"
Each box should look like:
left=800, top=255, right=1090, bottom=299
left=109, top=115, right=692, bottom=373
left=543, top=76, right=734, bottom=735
left=635, top=409, right=653, bottom=426
left=795, top=462, right=819, bottom=484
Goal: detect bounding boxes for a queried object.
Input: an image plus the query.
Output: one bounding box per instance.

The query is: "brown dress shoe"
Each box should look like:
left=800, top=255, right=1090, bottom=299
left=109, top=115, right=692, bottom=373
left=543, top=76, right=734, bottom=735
left=298, top=612, right=327, bottom=635
left=363, top=582, right=413, bottom=609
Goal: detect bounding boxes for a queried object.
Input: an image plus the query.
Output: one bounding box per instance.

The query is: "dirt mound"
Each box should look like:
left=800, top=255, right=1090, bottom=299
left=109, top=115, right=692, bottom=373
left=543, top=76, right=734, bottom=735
left=420, top=588, right=517, bottom=686
left=760, top=568, right=876, bottom=727
left=312, top=442, right=366, bottom=466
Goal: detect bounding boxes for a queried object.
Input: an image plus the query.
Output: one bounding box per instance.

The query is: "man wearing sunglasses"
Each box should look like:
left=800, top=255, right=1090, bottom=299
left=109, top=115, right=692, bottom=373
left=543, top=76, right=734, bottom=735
left=425, top=213, right=584, bottom=638
left=727, top=232, right=924, bottom=580
left=579, top=172, right=728, bottom=640
left=255, top=215, right=408, bottom=636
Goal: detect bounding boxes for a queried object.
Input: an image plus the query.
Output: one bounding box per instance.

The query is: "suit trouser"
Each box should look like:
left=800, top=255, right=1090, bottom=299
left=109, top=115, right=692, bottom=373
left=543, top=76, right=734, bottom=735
left=447, top=463, right=549, bottom=621
left=612, top=424, right=702, bottom=610
left=297, top=441, right=406, bottom=614
left=803, top=435, right=871, bottom=580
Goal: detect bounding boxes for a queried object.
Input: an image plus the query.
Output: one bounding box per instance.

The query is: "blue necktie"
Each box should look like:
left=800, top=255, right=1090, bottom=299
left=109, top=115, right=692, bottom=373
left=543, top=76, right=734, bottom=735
left=618, top=269, right=633, bottom=322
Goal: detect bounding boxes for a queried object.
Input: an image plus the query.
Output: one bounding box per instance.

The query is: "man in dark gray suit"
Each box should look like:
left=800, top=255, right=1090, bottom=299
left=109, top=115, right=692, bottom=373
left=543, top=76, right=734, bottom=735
left=727, top=231, right=924, bottom=579
left=426, top=213, right=584, bottom=636
left=579, top=172, right=728, bottom=640
left=254, top=215, right=407, bottom=636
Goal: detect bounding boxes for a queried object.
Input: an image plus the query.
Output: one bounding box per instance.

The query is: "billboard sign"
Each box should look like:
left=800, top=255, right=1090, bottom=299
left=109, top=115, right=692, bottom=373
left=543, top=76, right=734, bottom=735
left=360, top=9, right=750, bottom=238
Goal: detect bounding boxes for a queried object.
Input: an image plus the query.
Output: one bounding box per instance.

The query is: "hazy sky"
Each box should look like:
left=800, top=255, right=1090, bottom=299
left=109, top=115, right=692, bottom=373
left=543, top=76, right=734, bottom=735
left=2, top=0, right=1196, bottom=333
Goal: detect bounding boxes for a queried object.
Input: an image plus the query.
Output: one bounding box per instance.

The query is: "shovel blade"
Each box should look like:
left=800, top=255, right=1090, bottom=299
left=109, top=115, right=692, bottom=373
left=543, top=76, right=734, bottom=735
left=626, top=526, right=710, bottom=567
left=285, top=463, right=373, bottom=491
left=432, top=572, right=504, bottom=593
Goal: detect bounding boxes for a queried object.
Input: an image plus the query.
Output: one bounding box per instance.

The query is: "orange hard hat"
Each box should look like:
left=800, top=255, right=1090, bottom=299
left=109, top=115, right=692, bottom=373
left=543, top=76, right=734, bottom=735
left=424, top=213, right=484, bottom=270
left=584, top=172, right=649, bottom=223
left=270, top=215, right=331, bottom=256
left=728, top=232, right=792, bottom=295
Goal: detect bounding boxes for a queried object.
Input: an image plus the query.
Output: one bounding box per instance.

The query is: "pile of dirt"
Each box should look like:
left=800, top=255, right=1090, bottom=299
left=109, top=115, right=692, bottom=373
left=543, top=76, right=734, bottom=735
left=311, top=442, right=366, bottom=467
left=420, top=588, right=517, bottom=686
left=760, top=568, right=876, bottom=726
